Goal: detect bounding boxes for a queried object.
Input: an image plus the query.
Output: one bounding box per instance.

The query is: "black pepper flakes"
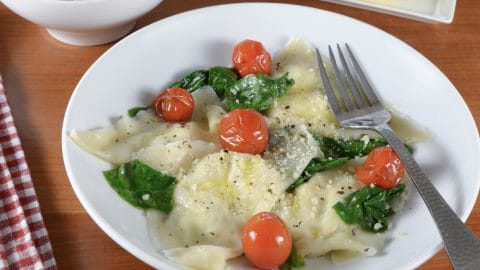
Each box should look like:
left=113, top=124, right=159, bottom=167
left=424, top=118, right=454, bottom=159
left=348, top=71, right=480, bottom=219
left=267, top=188, right=272, bottom=194
left=337, top=191, right=345, bottom=195
left=210, top=232, right=215, bottom=236
left=284, top=105, right=290, bottom=109
left=348, top=186, right=352, bottom=189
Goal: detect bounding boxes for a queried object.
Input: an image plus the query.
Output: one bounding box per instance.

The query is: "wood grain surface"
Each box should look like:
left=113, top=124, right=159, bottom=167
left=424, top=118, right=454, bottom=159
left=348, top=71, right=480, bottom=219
left=1, top=0, right=479, bottom=269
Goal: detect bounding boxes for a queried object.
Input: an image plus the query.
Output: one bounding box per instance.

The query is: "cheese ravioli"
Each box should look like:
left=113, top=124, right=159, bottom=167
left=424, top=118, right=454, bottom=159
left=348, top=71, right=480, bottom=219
left=147, top=151, right=290, bottom=269
left=70, top=37, right=409, bottom=270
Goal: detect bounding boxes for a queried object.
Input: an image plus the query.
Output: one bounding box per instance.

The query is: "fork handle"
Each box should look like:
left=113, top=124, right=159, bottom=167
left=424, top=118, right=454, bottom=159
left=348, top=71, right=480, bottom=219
left=375, top=123, right=480, bottom=270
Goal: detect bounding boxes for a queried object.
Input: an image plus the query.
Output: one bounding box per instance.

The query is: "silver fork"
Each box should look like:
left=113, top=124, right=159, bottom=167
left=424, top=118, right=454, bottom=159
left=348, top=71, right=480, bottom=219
left=316, top=44, right=480, bottom=270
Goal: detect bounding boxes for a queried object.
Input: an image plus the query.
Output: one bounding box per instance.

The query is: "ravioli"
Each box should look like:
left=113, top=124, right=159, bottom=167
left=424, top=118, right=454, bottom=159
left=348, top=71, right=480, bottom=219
left=267, top=38, right=340, bottom=139
left=70, top=37, right=410, bottom=270
left=147, top=151, right=290, bottom=269
left=273, top=168, right=386, bottom=261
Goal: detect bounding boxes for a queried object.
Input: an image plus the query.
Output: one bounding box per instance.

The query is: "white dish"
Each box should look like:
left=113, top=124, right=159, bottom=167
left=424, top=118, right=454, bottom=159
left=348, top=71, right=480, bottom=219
left=1, top=0, right=163, bottom=46
left=62, top=3, right=479, bottom=269
left=321, top=0, right=456, bottom=24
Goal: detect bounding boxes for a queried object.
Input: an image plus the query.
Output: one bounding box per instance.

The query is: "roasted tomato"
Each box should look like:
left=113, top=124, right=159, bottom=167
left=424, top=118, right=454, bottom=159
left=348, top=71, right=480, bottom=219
left=218, top=109, right=269, bottom=155
left=355, top=146, right=405, bottom=189
left=232, top=39, right=272, bottom=77
left=152, top=87, right=194, bottom=122
left=242, top=212, right=292, bottom=269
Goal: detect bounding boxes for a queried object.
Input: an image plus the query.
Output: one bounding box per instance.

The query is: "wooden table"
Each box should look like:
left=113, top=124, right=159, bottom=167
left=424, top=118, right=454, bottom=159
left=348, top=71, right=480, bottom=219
left=1, top=0, right=479, bottom=269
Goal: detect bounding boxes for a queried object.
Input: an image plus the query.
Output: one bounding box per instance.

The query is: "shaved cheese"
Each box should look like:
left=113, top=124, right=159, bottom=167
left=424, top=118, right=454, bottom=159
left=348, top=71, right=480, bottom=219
left=264, top=124, right=321, bottom=181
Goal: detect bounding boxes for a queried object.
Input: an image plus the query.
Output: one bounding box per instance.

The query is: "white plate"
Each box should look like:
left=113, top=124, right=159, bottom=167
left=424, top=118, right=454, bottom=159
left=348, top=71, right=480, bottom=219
left=320, top=0, right=457, bottom=24
left=62, top=3, right=479, bottom=269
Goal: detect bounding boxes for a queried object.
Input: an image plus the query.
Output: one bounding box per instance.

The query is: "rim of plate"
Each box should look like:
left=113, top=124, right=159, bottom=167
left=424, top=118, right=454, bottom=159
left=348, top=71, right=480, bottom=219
left=61, top=2, right=480, bottom=269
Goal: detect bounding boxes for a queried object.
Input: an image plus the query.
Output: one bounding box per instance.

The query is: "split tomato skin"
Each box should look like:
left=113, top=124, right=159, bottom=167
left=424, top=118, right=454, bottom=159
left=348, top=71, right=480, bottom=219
left=218, top=109, right=269, bottom=155
left=232, top=39, right=273, bottom=77
left=355, top=146, right=405, bottom=189
left=242, top=212, right=292, bottom=269
left=151, top=87, right=194, bottom=122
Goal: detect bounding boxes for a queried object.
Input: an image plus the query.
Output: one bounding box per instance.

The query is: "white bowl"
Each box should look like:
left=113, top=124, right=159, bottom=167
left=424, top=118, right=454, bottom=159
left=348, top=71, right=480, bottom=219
left=2, top=0, right=163, bottom=46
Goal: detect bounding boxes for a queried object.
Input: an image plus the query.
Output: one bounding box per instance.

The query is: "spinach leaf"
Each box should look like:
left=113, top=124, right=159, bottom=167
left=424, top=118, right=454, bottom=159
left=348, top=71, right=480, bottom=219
left=103, top=160, right=176, bottom=214
left=315, top=135, right=388, bottom=159
left=208, top=66, right=238, bottom=95
left=313, top=135, right=413, bottom=159
left=170, top=70, right=208, bottom=92
left=280, top=244, right=305, bottom=270
left=286, top=157, right=348, bottom=192
left=333, top=184, right=405, bottom=232
left=225, top=73, right=294, bottom=112
left=128, top=106, right=150, bottom=117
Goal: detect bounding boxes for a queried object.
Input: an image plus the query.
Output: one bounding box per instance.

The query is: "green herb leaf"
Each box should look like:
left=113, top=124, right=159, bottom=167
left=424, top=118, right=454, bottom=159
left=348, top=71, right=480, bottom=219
left=103, top=160, right=176, bottom=214
left=313, top=135, right=413, bottom=159
left=128, top=106, right=150, bottom=117
left=286, top=157, right=348, bottom=192
left=208, top=66, right=239, bottom=95
left=280, top=244, right=305, bottom=270
left=315, top=136, right=388, bottom=159
left=225, top=73, right=294, bottom=112
left=170, top=70, right=208, bottom=92
left=333, top=184, right=405, bottom=232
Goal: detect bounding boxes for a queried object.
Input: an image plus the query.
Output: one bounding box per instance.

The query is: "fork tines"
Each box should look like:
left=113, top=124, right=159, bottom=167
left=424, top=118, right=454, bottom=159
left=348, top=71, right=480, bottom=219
left=316, top=44, right=382, bottom=118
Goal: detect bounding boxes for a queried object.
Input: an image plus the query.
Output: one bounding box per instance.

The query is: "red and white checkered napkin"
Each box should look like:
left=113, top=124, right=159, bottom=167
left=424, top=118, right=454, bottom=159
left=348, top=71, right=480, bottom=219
left=0, top=75, right=56, bottom=270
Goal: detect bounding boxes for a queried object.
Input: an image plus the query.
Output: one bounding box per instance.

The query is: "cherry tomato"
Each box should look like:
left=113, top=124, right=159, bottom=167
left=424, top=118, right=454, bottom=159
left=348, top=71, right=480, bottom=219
left=243, top=212, right=292, bottom=269
left=218, top=109, right=269, bottom=155
left=355, top=146, right=405, bottom=189
left=151, top=87, right=194, bottom=122
left=232, top=39, right=273, bottom=77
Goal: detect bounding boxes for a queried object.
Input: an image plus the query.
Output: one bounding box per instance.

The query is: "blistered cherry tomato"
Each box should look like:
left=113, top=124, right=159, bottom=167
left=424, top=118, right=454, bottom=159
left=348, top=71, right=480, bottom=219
left=355, top=146, right=405, bottom=189
left=242, top=212, right=292, bottom=269
left=218, top=109, right=269, bottom=154
left=232, top=40, right=272, bottom=77
left=151, top=87, right=194, bottom=122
